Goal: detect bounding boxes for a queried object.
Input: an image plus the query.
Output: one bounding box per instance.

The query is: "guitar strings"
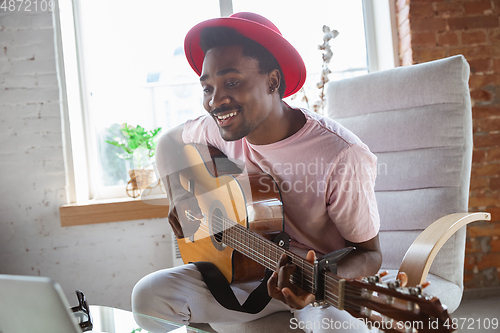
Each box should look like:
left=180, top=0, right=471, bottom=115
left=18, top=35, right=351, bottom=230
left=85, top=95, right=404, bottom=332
left=198, top=211, right=315, bottom=280
left=185, top=209, right=316, bottom=290
left=185, top=209, right=312, bottom=274
left=186, top=210, right=362, bottom=304
left=185, top=210, right=361, bottom=303
left=194, top=216, right=423, bottom=322
left=181, top=203, right=424, bottom=320
left=185, top=212, right=378, bottom=313
left=185, top=209, right=362, bottom=299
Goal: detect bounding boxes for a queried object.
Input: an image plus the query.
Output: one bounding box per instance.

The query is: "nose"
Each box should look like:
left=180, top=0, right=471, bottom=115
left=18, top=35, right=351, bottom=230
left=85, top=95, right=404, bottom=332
left=208, top=89, right=231, bottom=109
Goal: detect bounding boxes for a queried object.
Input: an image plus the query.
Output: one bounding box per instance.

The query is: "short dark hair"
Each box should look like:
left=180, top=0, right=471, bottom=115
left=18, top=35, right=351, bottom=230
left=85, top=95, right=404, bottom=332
left=199, top=26, right=287, bottom=98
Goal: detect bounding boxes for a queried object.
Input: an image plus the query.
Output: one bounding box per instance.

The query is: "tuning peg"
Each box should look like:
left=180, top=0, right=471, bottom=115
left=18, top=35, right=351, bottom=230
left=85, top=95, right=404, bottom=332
left=407, top=301, right=415, bottom=311
left=388, top=280, right=400, bottom=289
left=397, top=272, right=408, bottom=287
left=361, top=288, right=374, bottom=298
left=378, top=271, right=389, bottom=278
left=367, top=275, right=380, bottom=284
left=421, top=281, right=431, bottom=289
left=409, top=286, right=422, bottom=296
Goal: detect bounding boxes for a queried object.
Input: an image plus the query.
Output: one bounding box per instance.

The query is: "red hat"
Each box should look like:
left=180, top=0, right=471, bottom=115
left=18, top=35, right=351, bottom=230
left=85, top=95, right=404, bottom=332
left=184, top=12, right=306, bottom=98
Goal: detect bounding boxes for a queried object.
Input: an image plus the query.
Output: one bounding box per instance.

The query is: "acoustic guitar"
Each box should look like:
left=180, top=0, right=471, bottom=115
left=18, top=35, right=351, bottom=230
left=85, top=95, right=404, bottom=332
left=174, top=144, right=454, bottom=332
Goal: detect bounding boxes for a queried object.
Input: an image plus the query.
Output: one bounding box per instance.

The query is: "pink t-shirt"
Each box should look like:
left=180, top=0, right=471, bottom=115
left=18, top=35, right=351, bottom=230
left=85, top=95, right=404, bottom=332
left=182, top=108, right=380, bottom=255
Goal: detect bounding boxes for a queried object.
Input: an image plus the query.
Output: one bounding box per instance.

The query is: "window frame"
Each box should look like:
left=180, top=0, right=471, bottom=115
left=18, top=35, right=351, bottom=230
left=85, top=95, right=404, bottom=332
left=363, top=0, right=399, bottom=72
left=55, top=0, right=398, bottom=206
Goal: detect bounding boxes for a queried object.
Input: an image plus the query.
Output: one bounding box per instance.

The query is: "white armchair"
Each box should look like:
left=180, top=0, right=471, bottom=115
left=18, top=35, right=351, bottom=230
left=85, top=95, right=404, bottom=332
left=326, top=55, right=490, bottom=313
left=209, top=55, right=490, bottom=332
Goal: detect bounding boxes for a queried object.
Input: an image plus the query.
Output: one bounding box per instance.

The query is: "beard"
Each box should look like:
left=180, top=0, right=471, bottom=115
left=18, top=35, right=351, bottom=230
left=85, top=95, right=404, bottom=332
left=218, top=120, right=251, bottom=141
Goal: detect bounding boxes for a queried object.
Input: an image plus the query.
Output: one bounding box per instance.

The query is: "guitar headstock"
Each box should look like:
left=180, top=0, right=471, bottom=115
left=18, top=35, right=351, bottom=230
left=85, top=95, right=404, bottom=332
left=344, top=273, right=454, bottom=333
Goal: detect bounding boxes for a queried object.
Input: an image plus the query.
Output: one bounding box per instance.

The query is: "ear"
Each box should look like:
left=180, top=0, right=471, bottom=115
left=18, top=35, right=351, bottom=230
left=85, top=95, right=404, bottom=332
left=268, top=69, right=281, bottom=94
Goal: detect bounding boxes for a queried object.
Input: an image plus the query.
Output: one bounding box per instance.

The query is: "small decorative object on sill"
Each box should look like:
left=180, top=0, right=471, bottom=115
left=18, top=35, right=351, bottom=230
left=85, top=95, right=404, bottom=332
left=106, top=123, right=162, bottom=198
left=127, top=169, right=155, bottom=198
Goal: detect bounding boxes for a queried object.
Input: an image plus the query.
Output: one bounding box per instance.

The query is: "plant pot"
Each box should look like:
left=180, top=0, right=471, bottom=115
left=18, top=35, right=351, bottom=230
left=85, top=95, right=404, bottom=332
left=128, top=169, right=154, bottom=191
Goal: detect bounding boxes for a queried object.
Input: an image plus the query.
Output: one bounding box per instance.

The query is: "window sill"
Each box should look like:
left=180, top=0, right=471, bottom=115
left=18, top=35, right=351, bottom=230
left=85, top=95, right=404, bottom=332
left=59, top=197, right=169, bottom=227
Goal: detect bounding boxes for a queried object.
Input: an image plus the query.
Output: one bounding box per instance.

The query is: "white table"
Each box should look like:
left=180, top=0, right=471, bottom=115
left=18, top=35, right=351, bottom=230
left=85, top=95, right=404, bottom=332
left=87, top=305, right=207, bottom=333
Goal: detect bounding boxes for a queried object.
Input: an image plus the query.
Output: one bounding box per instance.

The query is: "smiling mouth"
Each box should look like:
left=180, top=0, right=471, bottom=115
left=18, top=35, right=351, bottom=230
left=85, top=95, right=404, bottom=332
left=214, top=110, right=240, bottom=126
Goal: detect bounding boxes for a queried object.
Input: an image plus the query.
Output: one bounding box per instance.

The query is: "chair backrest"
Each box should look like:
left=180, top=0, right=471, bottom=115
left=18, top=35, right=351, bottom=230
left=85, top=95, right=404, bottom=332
left=325, top=55, right=472, bottom=289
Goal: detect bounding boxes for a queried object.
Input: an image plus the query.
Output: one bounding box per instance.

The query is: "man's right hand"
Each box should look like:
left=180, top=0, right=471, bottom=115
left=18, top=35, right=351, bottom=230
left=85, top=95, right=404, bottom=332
left=168, top=190, right=204, bottom=239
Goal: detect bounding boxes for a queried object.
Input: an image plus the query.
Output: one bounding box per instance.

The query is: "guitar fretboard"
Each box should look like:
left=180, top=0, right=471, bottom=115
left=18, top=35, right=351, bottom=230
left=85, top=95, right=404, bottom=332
left=221, top=219, right=344, bottom=308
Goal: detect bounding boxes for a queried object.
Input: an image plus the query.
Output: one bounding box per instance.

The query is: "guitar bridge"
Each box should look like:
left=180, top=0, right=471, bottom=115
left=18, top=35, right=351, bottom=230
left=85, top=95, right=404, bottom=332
left=184, top=211, right=207, bottom=243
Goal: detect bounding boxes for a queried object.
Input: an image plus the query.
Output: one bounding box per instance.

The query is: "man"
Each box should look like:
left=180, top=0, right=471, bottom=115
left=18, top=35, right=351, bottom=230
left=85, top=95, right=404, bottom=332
left=132, top=12, right=381, bottom=332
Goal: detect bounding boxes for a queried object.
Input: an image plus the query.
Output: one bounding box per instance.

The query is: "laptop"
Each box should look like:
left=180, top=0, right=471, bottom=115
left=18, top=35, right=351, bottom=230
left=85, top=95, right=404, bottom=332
left=0, top=274, right=82, bottom=333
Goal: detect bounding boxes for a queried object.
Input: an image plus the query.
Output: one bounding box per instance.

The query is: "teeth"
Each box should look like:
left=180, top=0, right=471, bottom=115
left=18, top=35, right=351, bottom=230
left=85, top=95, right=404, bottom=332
left=217, top=111, right=238, bottom=120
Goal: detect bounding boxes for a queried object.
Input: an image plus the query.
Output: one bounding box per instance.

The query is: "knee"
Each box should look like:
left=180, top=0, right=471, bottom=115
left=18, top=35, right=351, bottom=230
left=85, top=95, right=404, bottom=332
left=131, top=272, right=157, bottom=317
left=131, top=270, right=181, bottom=331
left=131, top=266, right=203, bottom=327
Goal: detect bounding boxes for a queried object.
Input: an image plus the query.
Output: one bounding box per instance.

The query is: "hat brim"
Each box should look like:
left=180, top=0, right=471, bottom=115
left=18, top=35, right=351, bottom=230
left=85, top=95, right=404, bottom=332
left=184, top=17, right=306, bottom=98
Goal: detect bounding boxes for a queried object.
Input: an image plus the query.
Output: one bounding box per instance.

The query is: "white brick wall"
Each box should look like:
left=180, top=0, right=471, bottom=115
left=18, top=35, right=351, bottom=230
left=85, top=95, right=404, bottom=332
left=0, top=9, right=171, bottom=310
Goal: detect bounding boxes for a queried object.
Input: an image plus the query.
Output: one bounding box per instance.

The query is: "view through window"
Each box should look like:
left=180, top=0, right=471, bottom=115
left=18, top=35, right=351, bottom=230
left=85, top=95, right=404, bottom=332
left=75, top=0, right=368, bottom=199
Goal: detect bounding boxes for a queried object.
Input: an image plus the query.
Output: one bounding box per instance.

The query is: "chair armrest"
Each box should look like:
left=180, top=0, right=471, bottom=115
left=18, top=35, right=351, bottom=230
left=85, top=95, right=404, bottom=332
left=398, top=212, right=491, bottom=287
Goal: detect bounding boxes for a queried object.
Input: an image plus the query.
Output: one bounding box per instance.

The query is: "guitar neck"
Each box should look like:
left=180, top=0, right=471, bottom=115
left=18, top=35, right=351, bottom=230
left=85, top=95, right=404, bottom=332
left=222, top=222, right=346, bottom=309
left=222, top=223, right=454, bottom=332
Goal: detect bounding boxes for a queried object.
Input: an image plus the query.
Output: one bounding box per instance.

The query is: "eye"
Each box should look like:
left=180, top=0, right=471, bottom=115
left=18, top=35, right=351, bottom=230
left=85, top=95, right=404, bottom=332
left=203, top=86, right=213, bottom=94
left=226, top=80, right=239, bottom=88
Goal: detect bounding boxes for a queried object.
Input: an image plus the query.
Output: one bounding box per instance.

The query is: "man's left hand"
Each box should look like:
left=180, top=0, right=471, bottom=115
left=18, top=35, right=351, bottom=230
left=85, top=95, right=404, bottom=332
left=267, top=250, right=316, bottom=309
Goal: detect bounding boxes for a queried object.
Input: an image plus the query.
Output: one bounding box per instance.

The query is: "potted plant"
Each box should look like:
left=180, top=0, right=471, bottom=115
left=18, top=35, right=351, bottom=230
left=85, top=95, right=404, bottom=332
left=106, top=123, right=162, bottom=197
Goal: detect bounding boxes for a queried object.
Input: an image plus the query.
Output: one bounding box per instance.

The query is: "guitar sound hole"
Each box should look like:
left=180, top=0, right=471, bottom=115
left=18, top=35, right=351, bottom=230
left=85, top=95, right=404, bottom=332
left=212, top=208, right=224, bottom=244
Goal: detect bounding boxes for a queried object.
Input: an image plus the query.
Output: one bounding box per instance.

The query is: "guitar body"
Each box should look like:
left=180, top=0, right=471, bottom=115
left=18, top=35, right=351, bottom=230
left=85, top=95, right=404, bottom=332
left=177, top=144, right=284, bottom=283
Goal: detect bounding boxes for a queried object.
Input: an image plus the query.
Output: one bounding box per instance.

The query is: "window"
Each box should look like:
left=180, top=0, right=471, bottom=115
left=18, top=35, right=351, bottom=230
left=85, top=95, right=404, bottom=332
left=56, top=0, right=397, bottom=203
